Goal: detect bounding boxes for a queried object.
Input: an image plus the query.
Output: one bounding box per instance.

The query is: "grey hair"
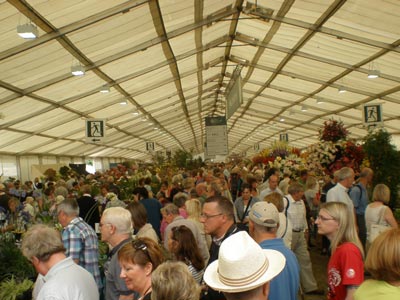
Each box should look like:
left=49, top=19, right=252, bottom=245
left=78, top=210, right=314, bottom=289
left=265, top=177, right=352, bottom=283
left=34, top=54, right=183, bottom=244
left=288, top=182, right=304, bottom=195
left=102, top=207, right=132, bottom=235
left=161, top=203, right=179, bottom=216
left=337, top=167, right=354, bottom=182
left=21, top=224, right=65, bottom=262
left=57, top=198, right=79, bottom=216
left=173, top=192, right=189, bottom=208
left=54, top=186, right=68, bottom=198
left=224, top=285, right=265, bottom=300
left=359, top=167, right=373, bottom=178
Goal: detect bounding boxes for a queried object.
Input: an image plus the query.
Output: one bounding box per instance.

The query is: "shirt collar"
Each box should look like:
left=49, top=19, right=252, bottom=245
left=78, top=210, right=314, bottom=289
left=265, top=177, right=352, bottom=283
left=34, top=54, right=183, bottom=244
left=44, top=257, right=74, bottom=283
left=338, top=182, right=349, bottom=192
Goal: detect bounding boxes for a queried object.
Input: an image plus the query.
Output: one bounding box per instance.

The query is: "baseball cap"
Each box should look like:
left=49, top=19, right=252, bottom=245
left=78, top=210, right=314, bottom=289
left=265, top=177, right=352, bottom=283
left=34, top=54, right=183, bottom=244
left=249, top=202, right=279, bottom=227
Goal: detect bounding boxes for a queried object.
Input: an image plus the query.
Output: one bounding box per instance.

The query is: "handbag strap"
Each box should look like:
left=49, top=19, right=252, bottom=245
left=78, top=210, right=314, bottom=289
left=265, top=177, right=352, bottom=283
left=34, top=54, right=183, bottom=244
left=377, top=205, right=386, bottom=225
left=240, top=197, right=253, bottom=223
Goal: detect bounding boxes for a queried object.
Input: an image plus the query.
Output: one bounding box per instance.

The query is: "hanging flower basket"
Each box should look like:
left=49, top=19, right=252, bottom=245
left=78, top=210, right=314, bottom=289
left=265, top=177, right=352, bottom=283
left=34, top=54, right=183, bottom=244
left=319, top=119, right=349, bottom=143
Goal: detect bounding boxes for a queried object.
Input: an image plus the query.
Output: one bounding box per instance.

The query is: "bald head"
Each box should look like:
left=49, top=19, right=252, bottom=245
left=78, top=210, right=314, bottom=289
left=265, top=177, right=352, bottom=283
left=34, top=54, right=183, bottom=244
left=269, top=175, right=279, bottom=190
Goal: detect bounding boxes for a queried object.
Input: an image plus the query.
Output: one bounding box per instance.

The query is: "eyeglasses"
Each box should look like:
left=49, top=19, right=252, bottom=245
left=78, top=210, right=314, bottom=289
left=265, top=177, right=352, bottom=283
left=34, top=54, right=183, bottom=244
left=200, top=213, right=223, bottom=220
left=99, top=222, right=111, bottom=227
left=316, top=215, right=335, bottom=221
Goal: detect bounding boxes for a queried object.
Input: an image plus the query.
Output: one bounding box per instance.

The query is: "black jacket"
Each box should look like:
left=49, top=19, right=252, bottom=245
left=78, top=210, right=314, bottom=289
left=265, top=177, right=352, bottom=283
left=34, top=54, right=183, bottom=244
left=202, top=224, right=240, bottom=300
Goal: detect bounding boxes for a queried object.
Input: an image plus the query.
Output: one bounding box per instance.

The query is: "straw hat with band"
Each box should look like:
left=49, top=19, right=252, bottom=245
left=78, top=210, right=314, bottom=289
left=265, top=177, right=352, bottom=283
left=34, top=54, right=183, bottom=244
left=204, top=231, right=286, bottom=293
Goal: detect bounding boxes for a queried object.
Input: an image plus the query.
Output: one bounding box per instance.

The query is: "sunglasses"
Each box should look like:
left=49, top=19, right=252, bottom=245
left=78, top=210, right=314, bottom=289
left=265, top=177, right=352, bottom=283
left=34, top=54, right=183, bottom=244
left=132, top=239, right=152, bottom=264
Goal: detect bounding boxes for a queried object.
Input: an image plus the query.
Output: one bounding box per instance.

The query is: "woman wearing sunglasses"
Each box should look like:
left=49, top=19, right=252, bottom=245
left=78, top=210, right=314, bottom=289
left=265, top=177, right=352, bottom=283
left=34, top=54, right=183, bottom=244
left=118, top=238, right=164, bottom=300
left=315, top=202, right=364, bottom=300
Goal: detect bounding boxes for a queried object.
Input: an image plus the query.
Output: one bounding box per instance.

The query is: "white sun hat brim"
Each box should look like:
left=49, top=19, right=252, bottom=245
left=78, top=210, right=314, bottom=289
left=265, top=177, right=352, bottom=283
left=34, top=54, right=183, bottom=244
left=204, top=249, right=286, bottom=293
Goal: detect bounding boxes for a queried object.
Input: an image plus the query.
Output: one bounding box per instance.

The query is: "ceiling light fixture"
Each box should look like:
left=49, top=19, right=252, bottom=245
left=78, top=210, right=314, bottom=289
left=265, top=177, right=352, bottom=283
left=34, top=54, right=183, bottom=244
left=279, top=117, right=285, bottom=122
left=132, top=111, right=139, bottom=116
left=301, top=105, right=308, bottom=112
left=71, top=65, right=85, bottom=76
left=120, top=101, right=127, bottom=105
left=338, top=86, right=346, bottom=94
left=367, top=69, right=380, bottom=79
left=99, top=85, right=110, bottom=93
left=17, top=23, right=39, bottom=39
left=316, top=98, right=324, bottom=104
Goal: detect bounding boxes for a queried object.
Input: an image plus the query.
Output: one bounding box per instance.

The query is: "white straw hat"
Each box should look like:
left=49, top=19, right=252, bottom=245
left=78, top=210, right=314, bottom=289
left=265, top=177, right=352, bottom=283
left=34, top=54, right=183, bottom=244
left=204, top=231, right=286, bottom=293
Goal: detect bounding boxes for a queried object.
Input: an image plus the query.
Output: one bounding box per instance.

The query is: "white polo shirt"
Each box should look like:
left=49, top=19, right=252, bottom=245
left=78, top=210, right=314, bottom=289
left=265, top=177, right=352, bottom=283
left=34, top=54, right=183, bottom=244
left=326, top=182, right=354, bottom=212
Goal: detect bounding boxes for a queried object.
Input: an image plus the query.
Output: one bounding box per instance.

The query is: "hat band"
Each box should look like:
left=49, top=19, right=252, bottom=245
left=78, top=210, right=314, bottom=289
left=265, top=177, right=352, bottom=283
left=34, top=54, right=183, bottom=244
left=217, top=259, right=269, bottom=287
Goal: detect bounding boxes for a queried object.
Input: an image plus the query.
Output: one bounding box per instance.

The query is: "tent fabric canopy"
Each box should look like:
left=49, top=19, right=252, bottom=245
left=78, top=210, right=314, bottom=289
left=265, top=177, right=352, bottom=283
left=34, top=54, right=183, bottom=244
left=0, top=0, right=399, bottom=160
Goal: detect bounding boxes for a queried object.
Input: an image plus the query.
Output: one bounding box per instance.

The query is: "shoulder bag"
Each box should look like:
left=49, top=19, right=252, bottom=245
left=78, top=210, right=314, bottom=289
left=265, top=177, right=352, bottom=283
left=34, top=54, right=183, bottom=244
left=370, top=205, right=390, bottom=242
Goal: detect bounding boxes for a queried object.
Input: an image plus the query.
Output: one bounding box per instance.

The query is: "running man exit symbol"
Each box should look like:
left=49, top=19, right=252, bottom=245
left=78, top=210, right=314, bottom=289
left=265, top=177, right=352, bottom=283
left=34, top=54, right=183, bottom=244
left=362, top=104, right=382, bottom=125
left=86, top=119, right=106, bottom=143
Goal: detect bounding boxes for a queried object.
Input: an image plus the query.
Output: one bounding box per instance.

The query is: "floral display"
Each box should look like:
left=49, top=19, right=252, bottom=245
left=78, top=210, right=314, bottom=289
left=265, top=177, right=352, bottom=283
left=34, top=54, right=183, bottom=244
left=319, top=118, right=349, bottom=142
left=306, top=140, right=364, bottom=175
left=304, top=119, right=364, bottom=175
left=252, top=141, right=305, bottom=176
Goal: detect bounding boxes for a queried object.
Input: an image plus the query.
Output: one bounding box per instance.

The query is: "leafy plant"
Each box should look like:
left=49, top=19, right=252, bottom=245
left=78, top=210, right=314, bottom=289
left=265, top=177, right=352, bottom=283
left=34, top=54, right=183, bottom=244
left=394, top=208, right=400, bottom=222
left=363, top=129, right=400, bottom=208
left=172, top=149, right=204, bottom=169
left=58, top=166, right=70, bottom=179
left=0, top=277, right=33, bottom=300
left=0, top=241, right=36, bottom=281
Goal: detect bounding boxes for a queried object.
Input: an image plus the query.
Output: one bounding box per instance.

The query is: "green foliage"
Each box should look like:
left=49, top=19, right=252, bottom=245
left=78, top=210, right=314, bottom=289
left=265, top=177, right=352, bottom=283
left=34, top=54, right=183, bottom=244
left=0, top=240, right=36, bottom=300
left=152, top=151, right=166, bottom=166
left=394, top=208, right=400, bottom=222
left=172, top=149, right=204, bottom=169
left=98, top=241, right=109, bottom=272
left=118, top=176, right=139, bottom=201
left=0, top=277, right=33, bottom=300
left=0, top=241, right=36, bottom=281
left=363, top=129, right=400, bottom=208
left=58, top=166, right=70, bottom=179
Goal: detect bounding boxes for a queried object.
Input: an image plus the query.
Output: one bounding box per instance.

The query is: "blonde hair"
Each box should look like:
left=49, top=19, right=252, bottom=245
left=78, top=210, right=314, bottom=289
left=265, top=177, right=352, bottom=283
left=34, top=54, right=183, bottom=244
left=185, top=198, right=202, bottom=220
left=151, top=261, right=201, bottom=300
left=305, top=176, right=318, bottom=190
left=320, top=202, right=364, bottom=258
left=182, top=178, right=194, bottom=190
left=372, top=183, right=390, bottom=204
left=365, top=228, right=400, bottom=281
left=263, top=192, right=284, bottom=212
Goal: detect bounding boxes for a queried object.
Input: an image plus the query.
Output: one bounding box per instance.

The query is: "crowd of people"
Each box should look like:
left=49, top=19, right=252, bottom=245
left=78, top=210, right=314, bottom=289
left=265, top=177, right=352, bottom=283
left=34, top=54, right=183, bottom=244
left=0, top=162, right=399, bottom=300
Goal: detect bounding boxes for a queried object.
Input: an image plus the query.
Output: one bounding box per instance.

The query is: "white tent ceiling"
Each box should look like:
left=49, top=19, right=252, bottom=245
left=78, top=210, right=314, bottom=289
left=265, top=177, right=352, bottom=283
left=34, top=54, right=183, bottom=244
left=0, top=0, right=399, bottom=160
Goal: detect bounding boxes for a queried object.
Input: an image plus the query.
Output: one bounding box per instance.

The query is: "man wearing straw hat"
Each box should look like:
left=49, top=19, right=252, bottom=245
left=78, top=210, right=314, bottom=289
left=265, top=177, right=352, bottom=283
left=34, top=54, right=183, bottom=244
left=203, top=231, right=286, bottom=300
left=248, top=202, right=300, bottom=300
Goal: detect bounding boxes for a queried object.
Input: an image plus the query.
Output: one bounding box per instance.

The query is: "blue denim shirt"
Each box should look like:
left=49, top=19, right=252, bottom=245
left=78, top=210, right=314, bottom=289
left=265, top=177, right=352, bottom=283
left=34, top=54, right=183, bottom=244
left=349, top=183, right=368, bottom=215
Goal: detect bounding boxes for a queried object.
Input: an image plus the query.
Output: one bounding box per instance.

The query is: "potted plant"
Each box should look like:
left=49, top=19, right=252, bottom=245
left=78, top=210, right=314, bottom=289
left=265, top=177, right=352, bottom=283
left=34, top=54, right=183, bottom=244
left=0, top=240, right=36, bottom=300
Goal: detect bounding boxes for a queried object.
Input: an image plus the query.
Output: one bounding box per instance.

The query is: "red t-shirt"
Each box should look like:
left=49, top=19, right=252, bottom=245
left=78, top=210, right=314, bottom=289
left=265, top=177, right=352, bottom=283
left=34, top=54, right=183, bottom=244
left=327, top=242, right=364, bottom=300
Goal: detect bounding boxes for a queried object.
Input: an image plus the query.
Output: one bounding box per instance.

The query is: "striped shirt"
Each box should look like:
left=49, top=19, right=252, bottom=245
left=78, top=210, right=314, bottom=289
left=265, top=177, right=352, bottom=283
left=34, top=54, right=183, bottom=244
left=187, top=260, right=204, bottom=284
left=286, top=194, right=307, bottom=232
left=62, top=217, right=102, bottom=289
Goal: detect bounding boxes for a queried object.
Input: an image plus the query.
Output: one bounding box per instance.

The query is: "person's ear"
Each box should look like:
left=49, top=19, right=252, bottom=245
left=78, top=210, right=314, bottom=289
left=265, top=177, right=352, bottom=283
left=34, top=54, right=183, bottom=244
left=262, top=281, right=270, bottom=297
left=248, top=220, right=254, bottom=236
left=109, top=223, right=117, bottom=234
left=171, top=239, right=178, bottom=251
left=31, top=256, right=40, bottom=266
left=144, top=262, right=153, bottom=276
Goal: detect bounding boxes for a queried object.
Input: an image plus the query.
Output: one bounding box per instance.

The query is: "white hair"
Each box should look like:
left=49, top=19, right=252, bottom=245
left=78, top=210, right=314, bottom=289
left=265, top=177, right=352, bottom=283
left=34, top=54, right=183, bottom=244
left=102, top=207, right=132, bottom=235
